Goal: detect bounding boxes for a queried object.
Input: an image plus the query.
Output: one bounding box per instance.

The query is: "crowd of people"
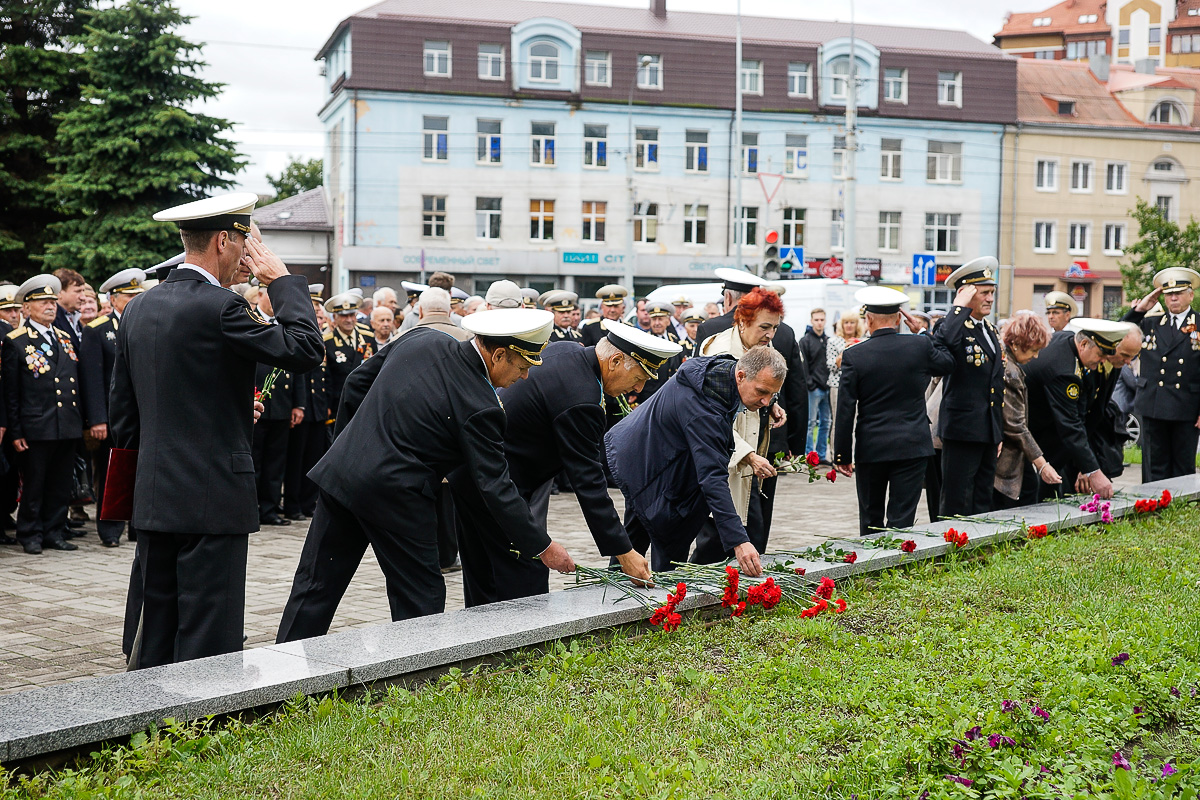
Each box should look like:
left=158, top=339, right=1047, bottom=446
left=3, top=191, right=1195, bottom=672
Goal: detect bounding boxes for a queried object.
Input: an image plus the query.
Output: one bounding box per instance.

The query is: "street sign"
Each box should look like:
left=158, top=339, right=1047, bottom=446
left=912, top=253, right=937, bottom=286
left=781, top=246, right=803, bottom=274
left=757, top=173, right=784, bottom=204
left=818, top=257, right=843, bottom=279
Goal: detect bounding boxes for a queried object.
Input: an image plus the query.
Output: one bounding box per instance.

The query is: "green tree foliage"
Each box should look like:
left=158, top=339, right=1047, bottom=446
left=44, top=0, right=244, bottom=281
left=1121, top=198, right=1200, bottom=308
left=267, top=156, right=322, bottom=203
left=0, top=1, right=92, bottom=281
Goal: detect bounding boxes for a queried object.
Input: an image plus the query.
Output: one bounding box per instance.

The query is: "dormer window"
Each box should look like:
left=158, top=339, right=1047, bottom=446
left=1057, top=100, right=1075, bottom=115
left=1032, top=17, right=1052, bottom=27
left=1077, top=14, right=1097, bottom=23
left=830, top=58, right=850, bottom=100
left=1149, top=101, right=1185, bottom=125
left=529, top=42, right=559, bottom=82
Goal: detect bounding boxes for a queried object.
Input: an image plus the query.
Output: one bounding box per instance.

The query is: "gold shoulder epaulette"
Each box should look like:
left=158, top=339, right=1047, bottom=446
left=323, top=330, right=335, bottom=342
left=7, top=326, right=26, bottom=340
left=87, top=314, right=110, bottom=329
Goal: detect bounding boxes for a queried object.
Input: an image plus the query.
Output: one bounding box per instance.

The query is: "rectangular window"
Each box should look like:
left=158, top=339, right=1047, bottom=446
left=1119, top=28, right=1130, bottom=46
left=584, top=50, right=611, bottom=86
left=1068, top=221, right=1090, bottom=254
left=833, top=135, right=847, bottom=180
left=683, top=204, right=707, bottom=244
left=787, top=62, right=811, bottom=97
left=880, top=138, right=902, bottom=180
left=830, top=210, right=845, bottom=250
left=1035, top=159, right=1058, bottom=190
left=924, top=212, right=961, bottom=254
left=685, top=130, right=708, bottom=173
left=740, top=59, right=763, bottom=95
left=581, top=201, right=606, bottom=242
left=1070, top=160, right=1092, bottom=192
left=1103, top=285, right=1123, bottom=320
left=422, top=195, right=446, bottom=238
left=785, top=133, right=808, bottom=177
left=937, top=70, right=962, bottom=107
left=1156, top=195, right=1172, bottom=220
left=424, top=40, right=450, bottom=76
left=422, top=116, right=448, bottom=161
left=878, top=211, right=901, bottom=252
left=883, top=68, right=907, bottom=103
left=1103, top=223, right=1126, bottom=254
left=633, top=202, right=658, bottom=243
left=637, top=54, right=662, bottom=89
left=636, top=127, right=659, bottom=170
left=478, top=44, right=504, bottom=80
left=476, top=119, right=501, bottom=164
left=531, top=122, right=555, bottom=166
left=1149, top=27, right=1162, bottom=44
left=926, top=141, right=962, bottom=183
left=529, top=199, right=554, bottom=241
left=1105, top=161, right=1127, bottom=193
left=476, top=197, right=501, bottom=240
left=529, top=42, right=559, bottom=82
left=782, top=207, right=805, bottom=246
left=742, top=132, right=758, bottom=174
left=583, top=124, right=607, bottom=169
left=1033, top=220, right=1056, bottom=253
left=738, top=206, right=759, bottom=247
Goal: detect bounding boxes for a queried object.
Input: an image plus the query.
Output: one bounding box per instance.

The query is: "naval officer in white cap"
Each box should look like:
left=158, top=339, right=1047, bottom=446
left=277, top=309, right=578, bottom=643
left=109, top=192, right=323, bottom=669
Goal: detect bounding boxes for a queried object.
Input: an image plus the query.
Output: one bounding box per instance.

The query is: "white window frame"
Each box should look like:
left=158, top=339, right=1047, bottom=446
left=477, top=44, right=504, bottom=81
left=637, top=54, right=662, bottom=90
left=424, top=40, right=451, bottom=77
left=1105, top=161, right=1128, bottom=194
left=740, top=59, right=763, bottom=95
left=833, top=136, right=847, bottom=180
left=583, top=124, right=607, bottom=170
left=830, top=209, right=845, bottom=251
left=737, top=206, right=759, bottom=247
left=422, top=116, right=448, bottom=162
left=529, top=199, right=555, bottom=242
left=581, top=201, right=606, bottom=242
left=742, top=132, right=759, bottom=175
left=1103, top=222, right=1126, bottom=255
left=422, top=195, right=446, bottom=239
left=880, top=139, right=902, bottom=181
left=530, top=122, right=556, bottom=167
left=785, top=134, right=807, bottom=178
left=1035, top=158, right=1058, bottom=191
left=787, top=62, right=812, bottom=98
left=633, top=202, right=658, bottom=243
left=683, top=203, right=707, bottom=245
left=584, top=50, right=611, bottom=87
left=476, top=119, right=501, bottom=165
left=782, top=207, right=805, bottom=246
left=528, top=41, right=559, bottom=83
left=1149, top=100, right=1185, bottom=125
left=1156, top=195, right=1174, bottom=221
left=878, top=211, right=901, bottom=252
left=635, top=128, right=659, bottom=171
left=830, top=59, right=850, bottom=101
left=926, top=141, right=962, bottom=184
left=937, top=70, right=962, bottom=107
left=924, top=212, right=961, bottom=255
left=1033, top=220, right=1057, bottom=254
left=1067, top=221, right=1090, bottom=255
left=1069, top=159, right=1093, bottom=193
left=685, top=131, right=708, bottom=174
left=476, top=197, right=502, bottom=240
left=883, top=68, right=907, bottom=103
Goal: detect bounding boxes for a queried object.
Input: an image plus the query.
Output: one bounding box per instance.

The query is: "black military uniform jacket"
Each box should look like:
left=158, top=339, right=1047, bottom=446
left=1, top=322, right=83, bottom=441
left=324, top=327, right=376, bottom=407
left=79, top=311, right=122, bottom=426
left=109, top=271, right=324, bottom=535
left=301, top=354, right=331, bottom=424
left=833, top=328, right=955, bottom=465
left=1084, top=361, right=1126, bottom=477
left=579, top=318, right=611, bottom=347
left=636, top=329, right=685, bottom=402
left=1023, top=331, right=1099, bottom=476
left=309, top=328, right=550, bottom=556
left=930, top=305, right=1005, bottom=444
left=550, top=325, right=583, bottom=344
left=255, top=362, right=306, bottom=422
left=1122, top=308, right=1200, bottom=422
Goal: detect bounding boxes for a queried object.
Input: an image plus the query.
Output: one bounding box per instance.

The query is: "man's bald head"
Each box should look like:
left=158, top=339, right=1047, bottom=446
left=1105, top=326, right=1144, bottom=369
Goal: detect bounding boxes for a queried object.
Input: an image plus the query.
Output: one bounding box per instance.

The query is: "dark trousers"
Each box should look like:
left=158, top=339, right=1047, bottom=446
left=129, top=531, right=249, bottom=670
left=0, top=440, right=17, bottom=522
left=689, top=476, right=772, bottom=564
left=252, top=420, right=289, bottom=520
left=435, top=481, right=460, bottom=570
left=284, top=420, right=329, bottom=517
left=925, top=451, right=942, bottom=521
left=1142, top=417, right=1199, bottom=481
left=997, top=461, right=1040, bottom=510
left=122, top=541, right=142, bottom=658
left=455, top=477, right=550, bottom=608
left=626, top=512, right=694, bottom=572
left=276, top=490, right=442, bottom=643
left=92, top=442, right=126, bottom=543
left=16, top=438, right=77, bottom=546
left=940, top=439, right=998, bottom=517
left=853, top=457, right=927, bottom=537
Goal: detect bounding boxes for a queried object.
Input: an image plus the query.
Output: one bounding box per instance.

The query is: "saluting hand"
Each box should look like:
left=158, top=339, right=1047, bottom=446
left=899, top=307, right=924, bottom=335
left=1133, top=287, right=1164, bottom=313
left=243, top=237, right=290, bottom=286
left=954, top=284, right=980, bottom=313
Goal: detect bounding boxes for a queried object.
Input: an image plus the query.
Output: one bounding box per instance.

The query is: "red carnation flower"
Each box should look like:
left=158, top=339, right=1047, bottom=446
left=1161, top=489, right=1172, bottom=508
left=675, top=582, right=687, bottom=599
left=800, top=605, right=820, bottom=619
left=900, top=540, right=916, bottom=553
left=816, top=576, right=836, bottom=600
left=794, top=567, right=806, bottom=575
left=825, top=469, right=837, bottom=483
left=843, top=551, right=857, bottom=564
left=834, top=598, right=847, bottom=614
left=805, top=451, right=821, bottom=467
left=724, top=565, right=739, bottom=590
left=731, top=601, right=746, bottom=617
left=649, top=606, right=668, bottom=627
left=662, top=612, right=682, bottom=632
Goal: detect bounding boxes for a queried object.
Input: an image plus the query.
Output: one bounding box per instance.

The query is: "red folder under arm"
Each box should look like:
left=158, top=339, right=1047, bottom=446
left=100, top=448, right=138, bottom=522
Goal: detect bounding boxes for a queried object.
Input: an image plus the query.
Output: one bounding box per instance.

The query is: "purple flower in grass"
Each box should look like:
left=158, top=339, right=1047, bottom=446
left=1000, top=699, right=1019, bottom=713
left=964, top=725, right=982, bottom=741
left=1133, top=706, right=1143, bottom=716
left=988, top=734, right=1017, bottom=748
left=1170, top=686, right=1181, bottom=698
left=945, top=775, right=974, bottom=787
left=1162, top=763, right=1178, bottom=779
left=951, top=743, right=966, bottom=763
left=1113, top=751, right=1132, bottom=770
left=1112, top=652, right=1130, bottom=666
left=1032, top=705, right=1050, bottom=720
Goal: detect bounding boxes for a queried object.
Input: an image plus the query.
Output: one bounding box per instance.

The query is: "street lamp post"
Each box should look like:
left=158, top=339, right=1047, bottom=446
left=626, top=55, right=652, bottom=297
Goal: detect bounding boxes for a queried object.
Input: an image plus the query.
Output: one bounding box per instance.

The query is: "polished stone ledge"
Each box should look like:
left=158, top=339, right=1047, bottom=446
left=2, top=475, right=1196, bottom=763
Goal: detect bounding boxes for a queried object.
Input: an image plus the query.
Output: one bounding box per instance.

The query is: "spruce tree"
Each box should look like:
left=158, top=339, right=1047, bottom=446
left=45, top=0, right=244, bottom=280
left=0, top=1, right=92, bottom=280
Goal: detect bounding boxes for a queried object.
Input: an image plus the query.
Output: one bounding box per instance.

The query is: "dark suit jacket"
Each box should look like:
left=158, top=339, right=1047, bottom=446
left=324, top=327, right=376, bottom=407
left=54, top=305, right=81, bottom=350
left=1, top=323, right=83, bottom=441
left=108, top=270, right=323, bottom=535
left=79, top=311, right=120, bottom=426
left=930, top=305, right=1004, bottom=444
left=1023, top=331, right=1098, bottom=476
left=833, top=328, right=954, bottom=465
left=1123, top=308, right=1200, bottom=421
left=255, top=362, right=305, bottom=422
left=309, top=329, right=550, bottom=557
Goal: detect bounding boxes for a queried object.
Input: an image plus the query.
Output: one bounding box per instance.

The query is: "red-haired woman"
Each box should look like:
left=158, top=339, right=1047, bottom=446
left=689, top=287, right=786, bottom=563
left=994, top=311, right=1061, bottom=508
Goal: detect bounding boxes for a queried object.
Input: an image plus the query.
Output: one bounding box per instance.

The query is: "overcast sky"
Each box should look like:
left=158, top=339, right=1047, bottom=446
left=177, top=0, right=1015, bottom=195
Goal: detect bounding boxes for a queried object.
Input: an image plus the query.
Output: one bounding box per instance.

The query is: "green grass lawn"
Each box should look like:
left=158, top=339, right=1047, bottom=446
left=8, top=505, right=1200, bottom=799
left=1123, top=445, right=1200, bottom=468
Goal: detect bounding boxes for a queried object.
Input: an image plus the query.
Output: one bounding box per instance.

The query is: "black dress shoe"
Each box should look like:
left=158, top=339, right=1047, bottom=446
left=43, top=538, right=78, bottom=551
left=21, top=540, right=42, bottom=555
left=100, top=538, right=121, bottom=548
left=66, top=519, right=86, bottom=530
left=286, top=512, right=307, bottom=522
left=260, top=515, right=291, bottom=526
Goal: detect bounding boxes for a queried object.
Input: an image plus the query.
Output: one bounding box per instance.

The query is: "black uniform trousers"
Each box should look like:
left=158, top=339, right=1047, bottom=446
left=435, top=481, right=460, bottom=570
left=283, top=420, right=329, bottom=518
left=252, top=420, right=290, bottom=520
left=16, top=439, right=78, bottom=546
left=276, top=489, right=442, bottom=643
left=91, top=442, right=126, bottom=544
left=688, top=476, right=772, bottom=564
left=925, top=451, right=942, bottom=521
left=853, top=457, right=928, bottom=537
left=0, top=440, right=17, bottom=525
left=130, top=531, right=248, bottom=670
left=456, top=479, right=552, bottom=608
left=1142, top=417, right=1199, bottom=481
left=939, top=439, right=997, bottom=517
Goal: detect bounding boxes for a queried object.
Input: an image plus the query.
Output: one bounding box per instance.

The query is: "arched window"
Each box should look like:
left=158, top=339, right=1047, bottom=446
left=529, top=42, right=559, bottom=82
left=1149, top=100, right=1185, bottom=125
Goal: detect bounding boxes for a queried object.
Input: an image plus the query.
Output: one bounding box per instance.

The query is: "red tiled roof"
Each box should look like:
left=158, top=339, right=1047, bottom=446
left=1017, top=58, right=1200, bottom=128
left=996, top=0, right=1108, bottom=39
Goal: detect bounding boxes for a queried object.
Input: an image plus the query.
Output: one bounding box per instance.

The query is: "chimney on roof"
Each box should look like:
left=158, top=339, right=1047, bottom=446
left=1135, top=58, right=1157, bottom=75
left=651, top=0, right=666, bottom=18
left=1089, top=54, right=1110, bottom=81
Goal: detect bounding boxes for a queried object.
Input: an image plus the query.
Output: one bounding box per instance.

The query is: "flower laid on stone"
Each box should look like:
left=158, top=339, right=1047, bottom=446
left=825, top=468, right=837, bottom=483
left=900, top=540, right=916, bottom=553
left=1026, top=524, right=1048, bottom=539
left=721, top=565, right=739, bottom=608
left=746, top=577, right=783, bottom=610
left=843, top=551, right=857, bottom=564
left=943, top=528, right=969, bottom=548
left=649, top=582, right=688, bottom=632
left=806, top=451, right=820, bottom=467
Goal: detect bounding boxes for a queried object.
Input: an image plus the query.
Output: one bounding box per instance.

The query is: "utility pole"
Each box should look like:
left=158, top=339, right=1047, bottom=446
left=735, top=0, right=743, bottom=271
left=844, top=0, right=858, bottom=277
left=626, top=56, right=651, bottom=295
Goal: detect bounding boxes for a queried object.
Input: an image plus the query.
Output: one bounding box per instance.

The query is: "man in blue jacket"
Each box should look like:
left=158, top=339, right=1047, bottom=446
left=605, top=347, right=787, bottom=576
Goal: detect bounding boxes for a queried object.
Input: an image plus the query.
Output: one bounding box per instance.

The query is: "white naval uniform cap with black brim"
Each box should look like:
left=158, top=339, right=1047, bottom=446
left=401, top=280, right=428, bottom=300
left=152, top=192, right=259, bottom=234
left=0, top=284, right=21, bottom=310
left=308, top=284, right=325, bottom=302
left=681, top=307, right=706, bottom=325
left=1066, top=318, right=1137, bottom=355
left=17, top=274, right=61, bottom=303
left=1044, top=290, right=1078, bottom=314
left=603, top=320, right=683, bottom=380
left=855, top=286, right=910, bottom=314
left=542, top=290, right=579, bottom=312
left=595, top=284, right=629, bottom=306
left=99, top=268, right=148, bottom=296
left=450, top=287, right=470, bottom=303
left=325, top=291, right=363, bottom=316
left=519, top=288, right=540, bottom=308
left=462, top=308, right=555, bottom=366
left=1153, top=267, right=1200, bottom=295
left=944, top=256, right=998, bottom=289
left=714, top=267, right=769, bottom=294
left=150, top=252, right=186, bottom=281
left=645, top=299, right=674, bottom=317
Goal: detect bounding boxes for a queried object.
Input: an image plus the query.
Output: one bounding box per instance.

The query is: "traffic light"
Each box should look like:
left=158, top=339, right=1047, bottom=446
left=763, top=229, right=780, bottom=279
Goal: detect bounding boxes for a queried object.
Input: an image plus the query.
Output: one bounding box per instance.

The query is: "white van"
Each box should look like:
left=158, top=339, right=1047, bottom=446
left=645, top=278, right=868, bottom=331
